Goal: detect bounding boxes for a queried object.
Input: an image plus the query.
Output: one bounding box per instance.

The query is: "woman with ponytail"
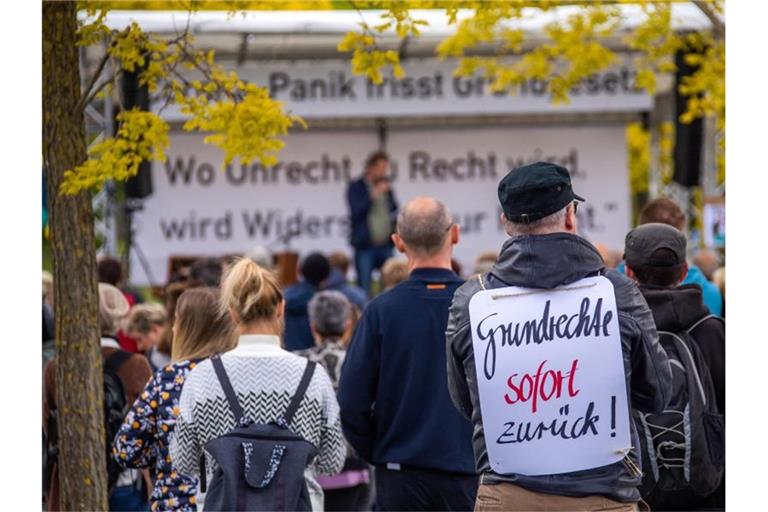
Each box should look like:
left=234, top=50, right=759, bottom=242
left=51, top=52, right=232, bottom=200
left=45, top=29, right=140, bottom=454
left=170, top=259, right=345, bottom=510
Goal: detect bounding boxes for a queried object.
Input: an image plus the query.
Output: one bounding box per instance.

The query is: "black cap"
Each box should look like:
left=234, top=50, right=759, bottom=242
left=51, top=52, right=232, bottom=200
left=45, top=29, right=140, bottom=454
left=498, top=161, right=584, bottom=223
left=624, top=223, right=687, bottom=268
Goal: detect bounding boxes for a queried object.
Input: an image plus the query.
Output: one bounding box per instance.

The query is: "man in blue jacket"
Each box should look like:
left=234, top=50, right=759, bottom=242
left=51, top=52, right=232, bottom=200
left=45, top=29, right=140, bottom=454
left=284, top=252, right=369, bottom=351
left=346, top=151, right=399, bottom=294
left=338, top=197, right=478, bottom=511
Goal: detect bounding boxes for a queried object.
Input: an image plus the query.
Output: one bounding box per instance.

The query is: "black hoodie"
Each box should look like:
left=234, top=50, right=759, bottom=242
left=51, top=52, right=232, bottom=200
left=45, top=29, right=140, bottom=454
left=446, top=232, right=672, bottom=502
left=639, top=284, right=725, bottom=415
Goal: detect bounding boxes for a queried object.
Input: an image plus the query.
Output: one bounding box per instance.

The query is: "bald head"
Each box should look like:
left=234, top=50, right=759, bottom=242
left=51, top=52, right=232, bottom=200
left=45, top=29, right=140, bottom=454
left=396, top=197, right=453, bottom=256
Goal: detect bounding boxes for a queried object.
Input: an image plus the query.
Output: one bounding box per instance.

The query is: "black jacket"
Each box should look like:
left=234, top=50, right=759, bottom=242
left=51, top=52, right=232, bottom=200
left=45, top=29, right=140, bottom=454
left=639, top=284, right=725, bottom=415
left=446, top=233, right=672, bottom=502
left=346, top=177, right=398, bottom=249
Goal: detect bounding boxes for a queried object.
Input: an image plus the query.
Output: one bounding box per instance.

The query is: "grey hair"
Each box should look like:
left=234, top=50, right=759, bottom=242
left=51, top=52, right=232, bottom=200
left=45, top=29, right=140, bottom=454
left=397, top=198, right=453, bottom=255
left=503, top=204, right=569, bottom=236
left=308, top=290, right=351, bottom=337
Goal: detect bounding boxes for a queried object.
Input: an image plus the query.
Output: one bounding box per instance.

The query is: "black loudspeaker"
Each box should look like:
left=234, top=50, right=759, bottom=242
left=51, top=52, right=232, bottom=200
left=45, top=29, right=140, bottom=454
left=121, top=67, right=153, bottom=199
left=673, top=49, right=704, bottom=187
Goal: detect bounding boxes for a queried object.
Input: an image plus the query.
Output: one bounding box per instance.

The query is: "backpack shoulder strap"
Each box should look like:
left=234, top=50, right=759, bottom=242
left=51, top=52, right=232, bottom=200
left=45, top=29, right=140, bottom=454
left=281, top=360, right=316, bottom=425
left=104, top=349, right=132, bottom=373
left=658, top=329, right=710, bottom=407
left=211, top=355, right=245, bottom=424
left=687, top=314, right=724, bottom=333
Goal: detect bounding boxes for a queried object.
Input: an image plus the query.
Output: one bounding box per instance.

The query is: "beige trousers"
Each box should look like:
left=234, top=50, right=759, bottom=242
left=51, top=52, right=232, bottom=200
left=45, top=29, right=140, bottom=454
left=474, top=482, right=643, bottom=512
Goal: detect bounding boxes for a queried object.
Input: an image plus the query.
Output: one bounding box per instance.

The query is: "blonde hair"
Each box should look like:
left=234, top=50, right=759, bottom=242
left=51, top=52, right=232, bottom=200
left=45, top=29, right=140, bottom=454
left=98, top=283, right=130, bottom=336
left=172, top=287, right=235, bottom=362
left=381, top=257, right=409, bottom=290
left=220, top=258, right=283, bottom=326
left=125, top=303, right=167, bottom=335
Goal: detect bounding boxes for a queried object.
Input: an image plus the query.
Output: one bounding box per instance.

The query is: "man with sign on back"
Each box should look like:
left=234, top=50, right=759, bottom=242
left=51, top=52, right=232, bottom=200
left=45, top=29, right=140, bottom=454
left=446, top=162, right=672, bottom=511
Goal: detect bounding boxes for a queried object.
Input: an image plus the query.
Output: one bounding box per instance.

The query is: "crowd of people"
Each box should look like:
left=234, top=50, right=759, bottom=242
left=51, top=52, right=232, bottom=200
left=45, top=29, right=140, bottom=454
left=42, top=158, right=725, bottom=512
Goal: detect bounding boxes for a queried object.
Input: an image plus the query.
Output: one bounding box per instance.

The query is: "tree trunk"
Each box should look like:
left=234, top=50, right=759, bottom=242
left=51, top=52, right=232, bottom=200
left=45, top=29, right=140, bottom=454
left=43, top=3, right=108, bottom=510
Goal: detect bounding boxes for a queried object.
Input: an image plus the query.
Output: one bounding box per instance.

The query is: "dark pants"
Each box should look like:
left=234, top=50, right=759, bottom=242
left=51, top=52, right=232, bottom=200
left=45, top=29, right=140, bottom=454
left=325, top=483, right=373, bottom=511
left=375, top=466, right=478, bottom=512
left=354, top=244, right=393, bottom=294
left=108, top=484, right=147, bottom=511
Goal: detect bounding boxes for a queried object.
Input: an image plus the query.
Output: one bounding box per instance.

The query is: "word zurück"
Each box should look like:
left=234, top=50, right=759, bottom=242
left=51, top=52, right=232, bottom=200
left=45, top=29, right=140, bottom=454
left=475, top=296, right=614, bottom=380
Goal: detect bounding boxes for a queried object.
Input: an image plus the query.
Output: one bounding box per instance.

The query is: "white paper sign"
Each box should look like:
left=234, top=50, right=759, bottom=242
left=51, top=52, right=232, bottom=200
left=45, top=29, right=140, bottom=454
left=468, top=276, right=630, bottom=476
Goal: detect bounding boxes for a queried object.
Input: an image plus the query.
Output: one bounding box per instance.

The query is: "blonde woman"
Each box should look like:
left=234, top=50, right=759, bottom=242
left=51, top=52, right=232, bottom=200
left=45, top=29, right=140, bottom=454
left=113, top=288, right=235, bottom=511
left=170, top=258, right=345, bottom=511
left=125, top=303, right=173, bottom=372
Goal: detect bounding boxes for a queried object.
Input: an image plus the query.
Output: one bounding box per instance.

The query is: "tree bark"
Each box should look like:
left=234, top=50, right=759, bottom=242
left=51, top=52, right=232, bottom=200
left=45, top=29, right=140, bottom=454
left=43, top=2, right=108, bottom=510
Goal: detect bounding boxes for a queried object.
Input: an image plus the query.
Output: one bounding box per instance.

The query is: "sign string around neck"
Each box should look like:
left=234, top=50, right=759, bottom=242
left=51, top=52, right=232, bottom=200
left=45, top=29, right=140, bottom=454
left=491, top=282, right=597, bottom=301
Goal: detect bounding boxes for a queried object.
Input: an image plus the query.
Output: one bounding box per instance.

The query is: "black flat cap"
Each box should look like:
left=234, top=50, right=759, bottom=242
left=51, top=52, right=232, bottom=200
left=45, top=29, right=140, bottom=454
left=498, top=161, right=584, bottom=223
left=624, top=223, right=687, bottom=268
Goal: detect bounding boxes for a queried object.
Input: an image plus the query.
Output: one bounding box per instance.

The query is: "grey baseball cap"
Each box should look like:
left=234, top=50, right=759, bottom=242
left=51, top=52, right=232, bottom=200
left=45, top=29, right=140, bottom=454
left=624, top=223, right=687, bottom=268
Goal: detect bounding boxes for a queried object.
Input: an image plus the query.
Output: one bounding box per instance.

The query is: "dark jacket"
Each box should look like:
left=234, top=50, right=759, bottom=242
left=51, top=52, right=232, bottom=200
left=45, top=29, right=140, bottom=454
left=324, top=268, right=369, bottom=311
left=284, top=281, right=318, bottom=351
left=283, top=270, right=370, bottom=352
left=639, top=284, right=725, bottom=415
left=446, top=233, right=672, bottom=502
left=338, top=268, right=476, bottom=474
left=346, top=177, right=398, bottom=249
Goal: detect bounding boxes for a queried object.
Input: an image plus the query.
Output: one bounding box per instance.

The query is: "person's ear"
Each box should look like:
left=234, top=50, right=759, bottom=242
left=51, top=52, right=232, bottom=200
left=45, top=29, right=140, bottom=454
left=564, top=203, right=578, bottom=233
left=677, top=261, right=689, bottom=285
left=392, top=233, right=407, bottom=254
left=450, top=223, right=460, bottom=245
left=276, top=299, right=286, bottom=320
left=625, top=265, right=638, bottom=283
left=228, top=307, right=241, bottom=324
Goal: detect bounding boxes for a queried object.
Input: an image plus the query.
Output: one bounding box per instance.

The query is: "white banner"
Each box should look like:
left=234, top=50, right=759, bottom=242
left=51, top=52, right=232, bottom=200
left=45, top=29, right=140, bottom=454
left=129, top=124, right=631, bottom=286
left=468, top=276, right=630, bottom=476
left=158, top=58, right=652, bottom=121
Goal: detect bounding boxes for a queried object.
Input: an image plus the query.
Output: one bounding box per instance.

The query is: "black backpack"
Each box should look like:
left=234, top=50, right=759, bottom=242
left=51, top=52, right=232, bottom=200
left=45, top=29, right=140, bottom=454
left=633, top=316, right=725, bottom=510
left=200, top=355, right=319, bottom=511
left=44, top=349, right=132, bottom=496
left=103, top=350, right=133, bottom=490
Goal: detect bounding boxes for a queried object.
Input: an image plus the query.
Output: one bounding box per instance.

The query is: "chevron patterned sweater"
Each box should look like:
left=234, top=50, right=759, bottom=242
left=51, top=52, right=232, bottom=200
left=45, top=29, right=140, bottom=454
left=169, top=335, right=345, bottom=507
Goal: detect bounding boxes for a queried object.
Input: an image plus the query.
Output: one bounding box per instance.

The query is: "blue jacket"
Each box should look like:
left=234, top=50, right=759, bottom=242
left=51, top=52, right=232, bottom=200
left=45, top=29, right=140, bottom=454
left=617, top=262, right=722, bottom=316
left=337, top=268, right=476, bottom=474
left=346, top=177, right=398, bottom=249
left=283, top=270, right=370, bottom=352
left=324, top=269, right=368, bottom=311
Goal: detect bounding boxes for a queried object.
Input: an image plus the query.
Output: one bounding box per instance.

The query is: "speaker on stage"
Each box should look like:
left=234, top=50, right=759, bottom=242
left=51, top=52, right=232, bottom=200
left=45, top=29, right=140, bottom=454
left=121, top=66, right=154, bottom=199
left=673, top=49, right=704, bottom=188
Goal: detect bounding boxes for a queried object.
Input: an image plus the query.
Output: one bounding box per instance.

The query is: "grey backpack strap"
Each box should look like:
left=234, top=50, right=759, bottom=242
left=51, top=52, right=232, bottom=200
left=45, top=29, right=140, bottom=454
left=280, top=360, right=316, bottom=427
left=211, top=355, right=245, bottom=424
left=687, top=314, right=723, bottom=333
